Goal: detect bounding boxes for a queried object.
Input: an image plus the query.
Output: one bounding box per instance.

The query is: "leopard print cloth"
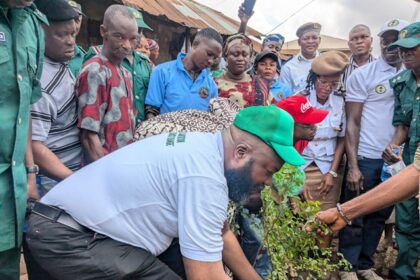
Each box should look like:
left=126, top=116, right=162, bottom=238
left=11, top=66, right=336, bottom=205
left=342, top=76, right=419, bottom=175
left=133, top=97, right=241, bottom=141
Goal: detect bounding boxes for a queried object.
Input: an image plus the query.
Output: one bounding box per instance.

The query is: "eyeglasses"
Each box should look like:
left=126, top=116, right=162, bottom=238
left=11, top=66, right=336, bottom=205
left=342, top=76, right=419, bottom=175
left=317, top=79, right=340, bottom=89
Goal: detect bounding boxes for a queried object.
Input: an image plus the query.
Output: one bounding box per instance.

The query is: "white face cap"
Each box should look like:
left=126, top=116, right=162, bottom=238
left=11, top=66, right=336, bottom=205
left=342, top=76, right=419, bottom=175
left=378, top=19, right=410, bottom=37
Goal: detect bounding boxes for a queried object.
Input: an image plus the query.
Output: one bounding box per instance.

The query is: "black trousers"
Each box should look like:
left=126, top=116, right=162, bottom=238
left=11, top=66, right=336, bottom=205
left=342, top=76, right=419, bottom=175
left=25, top=213, right=183, bottom=280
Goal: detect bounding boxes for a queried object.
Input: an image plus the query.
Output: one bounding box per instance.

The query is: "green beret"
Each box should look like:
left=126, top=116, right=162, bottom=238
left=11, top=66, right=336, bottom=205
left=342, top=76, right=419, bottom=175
left=296, top=22, right=321, bottom=38
left=311, top=51, right=349, bottom=76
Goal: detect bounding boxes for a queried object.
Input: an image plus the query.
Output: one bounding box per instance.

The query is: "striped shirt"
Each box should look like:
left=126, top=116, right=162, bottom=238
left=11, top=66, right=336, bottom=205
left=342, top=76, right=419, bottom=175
left=341, top=54, right=375, bottom=95
left=31, top=56, right=83, bottom=192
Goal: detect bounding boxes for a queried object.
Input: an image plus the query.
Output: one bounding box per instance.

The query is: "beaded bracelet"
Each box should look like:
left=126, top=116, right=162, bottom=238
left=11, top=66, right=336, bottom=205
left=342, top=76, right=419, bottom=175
left=336, top=203, right=352, bottom=225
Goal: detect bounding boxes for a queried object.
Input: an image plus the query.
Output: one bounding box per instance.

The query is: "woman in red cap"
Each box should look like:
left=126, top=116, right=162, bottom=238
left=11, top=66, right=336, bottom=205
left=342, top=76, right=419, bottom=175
left=295, top=50, right=348, bottom=248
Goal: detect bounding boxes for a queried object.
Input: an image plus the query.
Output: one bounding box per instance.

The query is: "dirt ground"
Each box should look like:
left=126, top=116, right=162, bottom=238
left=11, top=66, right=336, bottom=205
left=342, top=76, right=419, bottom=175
left=328, top=236, right=420, bottom=280
left=19, top=256, right=27, bottom=280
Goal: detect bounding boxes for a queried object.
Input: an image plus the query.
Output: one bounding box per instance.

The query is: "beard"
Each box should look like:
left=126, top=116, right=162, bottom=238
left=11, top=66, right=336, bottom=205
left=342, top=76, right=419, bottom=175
left=225, top=159, right=263, bottom=204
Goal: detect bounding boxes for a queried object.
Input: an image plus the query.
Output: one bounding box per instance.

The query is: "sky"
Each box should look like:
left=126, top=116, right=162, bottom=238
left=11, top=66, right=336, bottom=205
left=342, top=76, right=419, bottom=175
left=195, top=0, right=419, bottom=55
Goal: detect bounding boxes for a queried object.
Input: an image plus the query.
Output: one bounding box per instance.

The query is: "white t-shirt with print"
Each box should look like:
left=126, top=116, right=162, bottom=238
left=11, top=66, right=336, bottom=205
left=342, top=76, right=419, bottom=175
left=42, top=132, right=228, bottom=262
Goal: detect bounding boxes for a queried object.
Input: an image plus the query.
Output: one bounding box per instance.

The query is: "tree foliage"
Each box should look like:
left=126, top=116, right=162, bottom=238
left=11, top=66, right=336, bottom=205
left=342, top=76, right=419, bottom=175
left=260, top=164, right=350, bottom=279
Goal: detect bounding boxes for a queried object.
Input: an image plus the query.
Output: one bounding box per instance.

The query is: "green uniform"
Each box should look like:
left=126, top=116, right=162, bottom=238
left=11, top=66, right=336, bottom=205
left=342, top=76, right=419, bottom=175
left=67, top=44, right=85, bottom=78
left=84, top=46, right=151, bottom=125
left=391, top=69, right=420, bottom=280
left=0, top=3, right=46, bottom=279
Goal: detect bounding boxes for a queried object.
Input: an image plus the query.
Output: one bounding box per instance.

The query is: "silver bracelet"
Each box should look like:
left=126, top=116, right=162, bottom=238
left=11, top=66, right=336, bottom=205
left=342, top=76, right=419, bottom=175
left=336, top=203, right=352, bottom=225
left=328, top=170, right=338, bottom=178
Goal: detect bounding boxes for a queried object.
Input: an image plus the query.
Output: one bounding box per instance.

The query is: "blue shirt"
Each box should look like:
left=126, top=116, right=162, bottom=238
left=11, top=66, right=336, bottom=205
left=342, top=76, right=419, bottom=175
left=145, top=53, right=218, bottom=114
left=270, top=80, right=293, bottom=102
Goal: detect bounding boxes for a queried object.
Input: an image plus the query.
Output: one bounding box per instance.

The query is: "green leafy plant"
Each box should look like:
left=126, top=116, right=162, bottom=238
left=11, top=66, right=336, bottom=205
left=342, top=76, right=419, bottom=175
left=259, top=164, right=350, bottom=279
left=227, top=200, right=240, bottom=235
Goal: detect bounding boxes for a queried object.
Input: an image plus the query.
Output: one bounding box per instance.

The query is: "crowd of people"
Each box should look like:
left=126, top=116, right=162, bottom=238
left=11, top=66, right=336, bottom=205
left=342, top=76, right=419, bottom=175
left=1, top=0, right=420, bottom=279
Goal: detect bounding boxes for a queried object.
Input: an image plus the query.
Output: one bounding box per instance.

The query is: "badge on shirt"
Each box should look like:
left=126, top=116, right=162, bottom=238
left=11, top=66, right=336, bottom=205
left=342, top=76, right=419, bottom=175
left=387, top=19, right=399, bottom=27
left=0, top=32, right=5, bottom=42
left=375, top=84, right=386, bottom=94
left=199, top=87, right=209, bottom=99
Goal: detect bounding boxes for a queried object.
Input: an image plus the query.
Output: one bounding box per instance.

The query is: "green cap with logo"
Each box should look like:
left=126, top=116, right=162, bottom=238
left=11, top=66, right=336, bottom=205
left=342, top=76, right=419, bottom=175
left=128, top=7, right=153, bottom=31
left=233, top=105, right=305, bottom=166
left=388, top=22, right=420, bottom=50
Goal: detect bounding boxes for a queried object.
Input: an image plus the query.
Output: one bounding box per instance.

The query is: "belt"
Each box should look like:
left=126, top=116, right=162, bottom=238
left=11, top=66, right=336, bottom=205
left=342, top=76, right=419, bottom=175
left=32, top=202, right=91, bottom=233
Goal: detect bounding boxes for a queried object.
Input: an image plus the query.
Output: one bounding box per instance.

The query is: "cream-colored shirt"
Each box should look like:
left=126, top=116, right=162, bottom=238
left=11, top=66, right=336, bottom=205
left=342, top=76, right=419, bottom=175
left=301, top=89, right=345, bottom=174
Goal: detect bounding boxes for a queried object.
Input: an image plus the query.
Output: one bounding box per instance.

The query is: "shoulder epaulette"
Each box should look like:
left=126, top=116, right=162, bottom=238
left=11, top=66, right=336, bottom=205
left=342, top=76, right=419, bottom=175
left=30, top=4, right=48, bottom=25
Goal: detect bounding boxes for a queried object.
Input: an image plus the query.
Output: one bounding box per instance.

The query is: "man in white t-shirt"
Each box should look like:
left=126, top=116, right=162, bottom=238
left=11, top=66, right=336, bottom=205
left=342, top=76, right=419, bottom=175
left=25, top=105, right=304, bottom=279
left=340, top=19, right=409, bottom=280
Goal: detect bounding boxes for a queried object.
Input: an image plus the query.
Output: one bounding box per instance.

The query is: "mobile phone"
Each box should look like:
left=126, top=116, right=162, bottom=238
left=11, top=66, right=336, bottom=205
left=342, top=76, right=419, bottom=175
left=243, top=0, right=256, bottom=16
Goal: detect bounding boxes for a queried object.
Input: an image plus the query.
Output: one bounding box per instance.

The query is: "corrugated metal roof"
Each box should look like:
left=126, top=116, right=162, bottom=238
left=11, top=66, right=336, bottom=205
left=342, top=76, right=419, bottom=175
left=122, top=0, right=263, bottom=37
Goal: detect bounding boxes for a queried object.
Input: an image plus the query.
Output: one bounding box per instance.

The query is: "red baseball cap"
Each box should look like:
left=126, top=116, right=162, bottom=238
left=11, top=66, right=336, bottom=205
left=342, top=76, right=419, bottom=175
left=276, top=95, right=328, bottom=124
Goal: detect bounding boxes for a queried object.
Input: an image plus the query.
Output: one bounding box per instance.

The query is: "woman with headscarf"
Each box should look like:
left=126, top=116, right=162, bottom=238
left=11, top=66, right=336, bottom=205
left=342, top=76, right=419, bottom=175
left=146, top=38, right=159, bottom=67
left=214, top=34, right=273, bottom=108
left=299, top=50, right=349, bottom=248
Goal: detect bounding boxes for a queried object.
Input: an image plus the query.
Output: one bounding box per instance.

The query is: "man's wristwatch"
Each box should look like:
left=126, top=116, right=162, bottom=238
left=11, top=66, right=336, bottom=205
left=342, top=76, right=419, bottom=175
left=26, top=165, right=39, bottom=175
left=328, top=170, right=338, bottom=178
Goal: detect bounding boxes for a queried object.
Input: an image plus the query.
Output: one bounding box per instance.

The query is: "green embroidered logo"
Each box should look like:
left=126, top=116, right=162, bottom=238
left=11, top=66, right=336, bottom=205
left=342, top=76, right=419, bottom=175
left=176, top=132, right=186, bottom=143
left=399, top=30, right=408, bottom=39
left=166, top=132, right=187, bottom=146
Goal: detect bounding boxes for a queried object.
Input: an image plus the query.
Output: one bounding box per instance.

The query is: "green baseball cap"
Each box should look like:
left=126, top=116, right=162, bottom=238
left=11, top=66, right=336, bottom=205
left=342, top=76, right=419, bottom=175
left=128, top=7, right=153, bottom=31
left=388, top=22, right=420, bottom=50
left=233, top=105, right=305, bottom=166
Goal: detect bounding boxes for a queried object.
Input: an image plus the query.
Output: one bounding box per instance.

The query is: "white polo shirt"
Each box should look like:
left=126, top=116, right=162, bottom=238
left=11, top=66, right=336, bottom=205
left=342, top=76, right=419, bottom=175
left=302, top=90, right=346, bottom=173
left=345, top=57, right=404, bottom=159
left=279, top=52, right=319, bottom=93
left=42, top=132, right=228, bottom=262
